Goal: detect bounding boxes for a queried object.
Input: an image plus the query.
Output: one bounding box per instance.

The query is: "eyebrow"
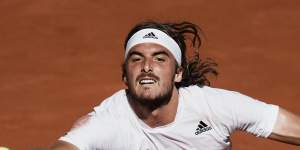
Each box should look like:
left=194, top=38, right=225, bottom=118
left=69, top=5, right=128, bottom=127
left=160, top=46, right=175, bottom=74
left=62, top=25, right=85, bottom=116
left=127, top=51, right=143, bottom=58
left=152, top=51, right=170, bottom=57
left=127, top=49, right=170, bottom=58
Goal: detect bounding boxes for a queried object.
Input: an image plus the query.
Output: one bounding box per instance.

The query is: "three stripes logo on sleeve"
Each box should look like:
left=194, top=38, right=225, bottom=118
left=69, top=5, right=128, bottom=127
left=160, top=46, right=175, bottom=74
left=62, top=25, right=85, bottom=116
left=195, top=121, right=212, bottom=135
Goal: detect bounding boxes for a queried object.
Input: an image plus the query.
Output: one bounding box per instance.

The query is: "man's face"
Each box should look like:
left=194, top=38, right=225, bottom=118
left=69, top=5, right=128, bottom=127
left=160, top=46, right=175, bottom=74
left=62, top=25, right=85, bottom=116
left=124, top=43, right=182, bottom=103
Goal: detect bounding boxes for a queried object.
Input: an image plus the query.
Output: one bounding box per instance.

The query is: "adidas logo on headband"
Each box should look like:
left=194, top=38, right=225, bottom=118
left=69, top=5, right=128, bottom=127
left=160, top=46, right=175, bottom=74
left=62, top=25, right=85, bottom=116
left=125, top=28, right=182, bottom=65
left=143, top=32, right=158, bottom=39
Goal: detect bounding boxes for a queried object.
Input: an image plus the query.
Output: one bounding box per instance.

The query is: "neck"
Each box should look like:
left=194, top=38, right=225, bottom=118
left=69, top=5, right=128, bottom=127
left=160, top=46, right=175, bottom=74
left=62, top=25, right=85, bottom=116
left=127, top=87, right=180, bottom=128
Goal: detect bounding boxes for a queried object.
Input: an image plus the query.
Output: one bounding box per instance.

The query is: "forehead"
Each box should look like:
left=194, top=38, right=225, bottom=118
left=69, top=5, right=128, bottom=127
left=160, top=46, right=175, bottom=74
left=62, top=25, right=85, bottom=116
left=128, top=43, right=173, bottom=56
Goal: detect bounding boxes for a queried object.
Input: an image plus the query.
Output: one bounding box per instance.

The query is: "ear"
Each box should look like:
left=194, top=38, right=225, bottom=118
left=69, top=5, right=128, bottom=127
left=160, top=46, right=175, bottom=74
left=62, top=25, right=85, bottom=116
left=174, top=67, right=183, bottom=82
left=123, top=76, right=128, bottom=85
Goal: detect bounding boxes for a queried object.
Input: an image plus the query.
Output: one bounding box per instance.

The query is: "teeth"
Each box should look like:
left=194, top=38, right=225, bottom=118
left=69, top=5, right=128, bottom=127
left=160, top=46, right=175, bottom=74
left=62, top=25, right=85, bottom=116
left=139, top=79, right=155, bottom=84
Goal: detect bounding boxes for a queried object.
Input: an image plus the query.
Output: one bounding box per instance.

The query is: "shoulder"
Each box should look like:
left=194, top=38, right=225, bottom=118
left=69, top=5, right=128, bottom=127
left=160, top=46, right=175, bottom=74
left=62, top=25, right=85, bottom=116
left=178, top=85, right=246, bottom=120
left=179, top=85, right=242, bottom=100
left=93, top=89, right=128, bottom=115
left=77, top=89, right=130, bottom=128
left=59, top=89, right=135, bottom=149
left=178, top=85, right=260, bottom=122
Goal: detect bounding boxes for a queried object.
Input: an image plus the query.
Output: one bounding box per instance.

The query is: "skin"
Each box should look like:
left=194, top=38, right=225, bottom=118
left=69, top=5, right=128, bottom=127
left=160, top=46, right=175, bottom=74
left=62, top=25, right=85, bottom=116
left=124, top=43, right=183, bottom=127
left=49, top=43, right=300, bottom=149
left=50, top=43, right=183, bottom=149
left=49, top=141, right=79, bottom=150
left=269, top=107, right=300, bottom=145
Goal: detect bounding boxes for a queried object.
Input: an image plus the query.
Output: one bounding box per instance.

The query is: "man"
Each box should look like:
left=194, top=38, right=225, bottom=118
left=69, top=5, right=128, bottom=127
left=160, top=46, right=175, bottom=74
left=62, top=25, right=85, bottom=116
left=50, top=21, right=300, bottom=150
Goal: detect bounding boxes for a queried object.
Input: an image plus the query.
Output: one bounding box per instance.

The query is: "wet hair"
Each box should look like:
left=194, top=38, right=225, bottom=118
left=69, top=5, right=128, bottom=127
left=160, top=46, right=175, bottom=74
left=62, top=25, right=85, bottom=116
left=122, top=21, right=218, bottom=88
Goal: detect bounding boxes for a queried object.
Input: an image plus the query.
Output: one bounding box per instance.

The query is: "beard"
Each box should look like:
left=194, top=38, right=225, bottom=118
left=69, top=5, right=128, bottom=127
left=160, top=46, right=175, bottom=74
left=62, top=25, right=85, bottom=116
left=126, top=81, right=174, bottom=109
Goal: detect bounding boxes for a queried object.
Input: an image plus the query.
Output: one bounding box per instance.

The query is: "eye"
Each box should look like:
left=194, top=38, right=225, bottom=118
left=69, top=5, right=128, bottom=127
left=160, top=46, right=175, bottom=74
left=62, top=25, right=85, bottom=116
left=129, top=55, right=142, bottom=62
left=131, top=58, right=141, bottom=62
left=155, top=56, right=166, bottom=62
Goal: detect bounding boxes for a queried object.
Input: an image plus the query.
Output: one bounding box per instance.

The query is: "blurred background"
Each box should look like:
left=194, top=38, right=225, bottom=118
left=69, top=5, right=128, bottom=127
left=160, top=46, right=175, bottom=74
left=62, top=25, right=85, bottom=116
left=0, top=0, right=299, bottom=149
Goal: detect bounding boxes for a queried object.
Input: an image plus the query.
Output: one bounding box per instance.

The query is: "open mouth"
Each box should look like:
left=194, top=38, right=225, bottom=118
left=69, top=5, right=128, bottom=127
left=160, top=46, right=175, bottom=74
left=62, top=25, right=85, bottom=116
left=139, top=78, right=157, bottom=85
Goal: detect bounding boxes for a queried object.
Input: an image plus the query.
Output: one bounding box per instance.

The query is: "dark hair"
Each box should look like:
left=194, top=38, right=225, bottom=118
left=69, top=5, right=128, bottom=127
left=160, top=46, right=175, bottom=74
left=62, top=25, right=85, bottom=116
left=122, top=21, right=218, bottom=87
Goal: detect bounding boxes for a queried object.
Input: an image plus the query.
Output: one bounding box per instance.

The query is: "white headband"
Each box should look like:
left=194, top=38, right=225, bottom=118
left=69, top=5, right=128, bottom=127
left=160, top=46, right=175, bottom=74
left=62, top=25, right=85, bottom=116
left=125, top=28, right=182, bottom=65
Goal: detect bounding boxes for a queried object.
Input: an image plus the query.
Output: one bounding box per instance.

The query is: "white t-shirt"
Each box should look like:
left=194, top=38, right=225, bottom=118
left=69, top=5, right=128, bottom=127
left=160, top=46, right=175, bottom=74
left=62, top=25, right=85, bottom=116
left=59, top=85, right=279, bottom=150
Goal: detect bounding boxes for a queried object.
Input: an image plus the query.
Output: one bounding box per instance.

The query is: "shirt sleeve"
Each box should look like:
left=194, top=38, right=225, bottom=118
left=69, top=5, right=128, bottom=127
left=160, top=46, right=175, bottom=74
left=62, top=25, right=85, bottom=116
left=58, top=112, right=98, bottom=150
left=209, top=89, right=279, bottom=138
left=228, top=91, right=278, bottom=137
left=58, top=110, right=116, bottom=150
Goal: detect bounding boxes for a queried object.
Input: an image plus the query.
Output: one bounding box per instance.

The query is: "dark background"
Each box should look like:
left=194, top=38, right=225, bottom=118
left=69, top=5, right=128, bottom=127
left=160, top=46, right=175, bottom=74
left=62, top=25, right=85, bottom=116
left=0, top=0, right=299, bottom=149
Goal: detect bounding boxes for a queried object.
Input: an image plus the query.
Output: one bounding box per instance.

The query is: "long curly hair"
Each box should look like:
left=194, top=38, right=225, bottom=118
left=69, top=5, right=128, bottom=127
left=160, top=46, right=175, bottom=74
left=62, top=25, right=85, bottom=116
left=122, top=21, right=218, bottom=88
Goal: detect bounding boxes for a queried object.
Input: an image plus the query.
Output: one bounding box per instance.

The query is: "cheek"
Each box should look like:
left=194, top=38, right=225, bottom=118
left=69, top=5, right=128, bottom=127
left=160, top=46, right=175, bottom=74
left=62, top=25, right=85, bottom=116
left=125, top=66, right=139, bottom=83
left=157, top=66, right=177, bottom=81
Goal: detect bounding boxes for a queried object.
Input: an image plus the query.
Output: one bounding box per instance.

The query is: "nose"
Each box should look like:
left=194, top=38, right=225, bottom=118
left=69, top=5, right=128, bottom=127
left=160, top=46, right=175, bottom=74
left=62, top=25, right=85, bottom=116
left=141, top=58, right=152, bottom=73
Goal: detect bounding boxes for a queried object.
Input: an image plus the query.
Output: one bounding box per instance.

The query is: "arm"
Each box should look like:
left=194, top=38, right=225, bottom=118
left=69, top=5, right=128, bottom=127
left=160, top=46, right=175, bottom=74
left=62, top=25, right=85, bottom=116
left=49, top=114, right=93, bottom=150
left=50, top=141, right=79, bottom=150
left=268, top=107, right=300, bottom=145
left=48, top=115, right=89, bottom=150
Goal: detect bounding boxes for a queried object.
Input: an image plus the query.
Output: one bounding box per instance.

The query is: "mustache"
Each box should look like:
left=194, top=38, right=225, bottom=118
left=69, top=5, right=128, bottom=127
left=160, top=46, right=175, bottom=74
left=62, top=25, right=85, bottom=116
left=136, top=72, right=160, bottom=81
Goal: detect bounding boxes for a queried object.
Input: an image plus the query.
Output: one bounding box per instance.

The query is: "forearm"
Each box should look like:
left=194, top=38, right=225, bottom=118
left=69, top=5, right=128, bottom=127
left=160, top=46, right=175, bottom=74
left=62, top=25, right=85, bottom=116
left=269, top=107, right=300, bottom=145
left=270, top=133, right=300, bottom=145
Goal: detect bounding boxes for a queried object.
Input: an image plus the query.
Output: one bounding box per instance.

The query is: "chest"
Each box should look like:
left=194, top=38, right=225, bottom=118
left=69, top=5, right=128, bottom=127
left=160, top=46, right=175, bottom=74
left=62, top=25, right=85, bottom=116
left=95, top=117, right=230, bottom=150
